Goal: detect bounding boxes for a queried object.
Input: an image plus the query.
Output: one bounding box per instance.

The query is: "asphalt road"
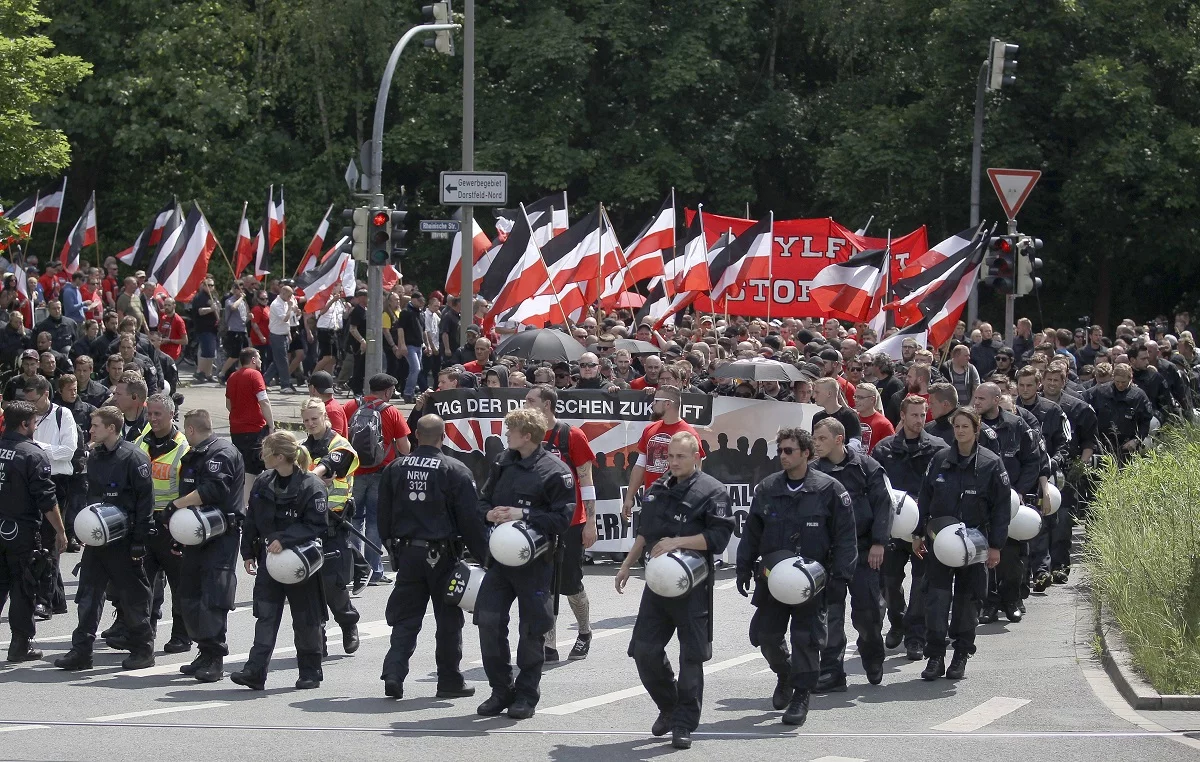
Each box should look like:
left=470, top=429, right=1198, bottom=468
left=1, top=384, right=1197, bottom=761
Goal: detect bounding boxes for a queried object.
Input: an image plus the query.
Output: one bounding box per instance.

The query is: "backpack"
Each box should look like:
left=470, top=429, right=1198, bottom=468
left=348, top=398, right=388, bottom=468
left=544, top=422, right=572, bottom=467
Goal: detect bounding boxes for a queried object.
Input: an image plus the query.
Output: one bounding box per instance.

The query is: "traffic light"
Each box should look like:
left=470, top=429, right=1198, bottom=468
left=987, top=37, right=1019, bottom=91
left=369, top=208, right=391, bottom=266
left=1016, top=236, right=1044, bottom=295
left=983, top=235, right=1017, bottom=293
left=422, top=2, right=454, bottom=55
left=344, top=207, right=370, bottom=261
left=389, top=206, right=410, bottom=264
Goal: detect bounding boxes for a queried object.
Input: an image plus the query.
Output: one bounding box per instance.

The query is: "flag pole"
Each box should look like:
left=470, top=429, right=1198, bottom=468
left=596, top=202, right=604, bottom=320
left=521, top=201, right=573, bottom=330
left=91, top=191, right=100, bottom=269
left=196, top=200, right=237, bottom=277
left=280, top=187, right=286, bottom=277
left=49, top=178, right=66, bottom=264
left=765, top=210, right=773, bottom=324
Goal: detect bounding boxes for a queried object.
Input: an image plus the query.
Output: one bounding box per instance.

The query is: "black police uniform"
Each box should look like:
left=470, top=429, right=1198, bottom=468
left=378, top=445, right=490, bottom=693
left=67, top=439, right=155, bottom=662
left=927, top=413, right=1003, bottom=455
left=979, top=409, right=1040, bottom=615
left=1046, top=391, right=1098, bottom=578
left=630, top=470, right=734, bottom=734
left=1017, top=395, right=1070, bottom=581
left=303, top=428, right=360, bottom=650
left=1132, top=365, right=1174, bottom=422
left=0, top=430, right=58, bottom=657
left=175, top=435, right=245, bottom=676
left=141, top=429, right=191, bottom=648
left=916, top=443, right=1010, bottom=661
left=239, top=469, right=328, bottom=686
left=1085, top=381, right=1153, bottom=466
left=812, top=448, right=892, bottom=684
left=476, top=445, right=574, bottom=711
left=871, top=429, right=949, bottom=653
left=737, top=468, right=856, bottom=698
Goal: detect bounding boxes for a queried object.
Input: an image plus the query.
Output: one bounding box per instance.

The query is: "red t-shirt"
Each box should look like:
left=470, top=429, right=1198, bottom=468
left=158, top=313, right=187, bottom=360
left=79, top=284, right=103, bottom=321
left=543, top=423, right=595, bottom=525
left=250, top=305, right=270, bottom=345
left=629, top=375, right=653, bottom=391
left=325, top=397, right=348, bottom=438
left=462, top=360, right=484, bottom=374
left=837, top=375, right=857, bottom=407
left=39, top=273, right=63, bottom=300
left=636, top=418, right=703, bottom=492
left=858, top=412, right=895, bottom=453
left=342, top=396, right=411, bottom=475
left=102, top=276, right=120, bottom=306
left=226, top=366, right=268, bottom=434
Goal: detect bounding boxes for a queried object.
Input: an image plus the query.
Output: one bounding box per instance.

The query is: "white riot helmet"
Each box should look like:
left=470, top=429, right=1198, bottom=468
left=74, top=503, right=129, bottom=547
left=1041, top=482, right=1062, bottom=515
left=445, top=561, right=486, bottom=611
left=1009, top=489, right=1021, bottom=519
left=889, top=489, right=919, bottom=540
left=488, top=521, right=549, bottom=567
left=645, top=549, right=709, bottom=598
left=1008, top=504, right=1043, bottom=541
left=762, top=550, right=827, bottom=606
left=930, top=520, right=989, bottom=568
left=265, top=539, right=325, bottom=584
left=168, top=505, right=228, bottom=546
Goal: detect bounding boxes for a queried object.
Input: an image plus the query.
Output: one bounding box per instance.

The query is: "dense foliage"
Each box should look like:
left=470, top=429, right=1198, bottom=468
left=3, top=0, right=1199, bottom=325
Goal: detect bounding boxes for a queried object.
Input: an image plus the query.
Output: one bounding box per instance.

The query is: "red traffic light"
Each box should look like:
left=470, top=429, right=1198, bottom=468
left=372, top=211, right=389, bottom=226
left=990, top=237, right=1012, bottom=253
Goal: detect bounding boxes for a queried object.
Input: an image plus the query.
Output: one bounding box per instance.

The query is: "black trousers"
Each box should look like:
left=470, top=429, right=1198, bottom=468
left=882, top=540, right=927, bottom=648
left=924, top=558, right=987, bottom=659
left=1027, top=513, right=1057, bottom=577
left=381, top=545, right=464, bottom=687
left=178, top=531, right=239, bottom=658
left=0, top=520, right=38, bottom=641
left=37, top=475, right=73, bottom=613
left=320, top=527, right=359, bottom=631
left=245, top=558, right=325, bottom=681
left=350, top=351, right=366, bottom=397
left=1050, top=484, right=1079, bottom=572
left=475, top=558, right=554, bottom=704
left=72, top=542, right=153, bottom=653
left=748, top=585, right=826, bottom=691
left=986, top=540, right=1026, bottom=609
left=628, top=586, right=712, bottom=732
left=821, top=561, right=885, bottom=676
left=145, top=522, right=189, bottom=643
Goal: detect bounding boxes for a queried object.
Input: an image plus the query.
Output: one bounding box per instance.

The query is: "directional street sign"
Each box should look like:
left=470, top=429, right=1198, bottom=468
left=987, top=168, right=1041, bottom=220
left=439, top=171, right=507, bottom=205
left=419, top=219, right=462, bottom=233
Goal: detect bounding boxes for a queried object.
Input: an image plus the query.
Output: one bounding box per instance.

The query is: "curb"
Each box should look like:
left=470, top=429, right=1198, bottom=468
left=1093, top=598, right=1200, bottom=710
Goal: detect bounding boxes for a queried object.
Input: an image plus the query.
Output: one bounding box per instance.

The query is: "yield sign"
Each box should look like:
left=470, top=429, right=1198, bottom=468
left=987, top=168, right=1042, bottom=220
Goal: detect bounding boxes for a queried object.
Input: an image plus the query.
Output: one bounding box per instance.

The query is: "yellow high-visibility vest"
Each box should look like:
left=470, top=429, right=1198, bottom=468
left=137, top=428, right=190, bottom=511
left=306, top=432, right=358, bottom=513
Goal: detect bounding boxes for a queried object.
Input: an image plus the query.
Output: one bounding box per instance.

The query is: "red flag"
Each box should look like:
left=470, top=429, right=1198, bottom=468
left=59, top=192, right=97, bottom=274
left=268, top=186, right=286, bottom=251
left=0, top=195, right=37, bottom=251
left=294, top=203, right=333, bottom=276
left=233, top=212, right=255, bottom=277
left=445, top=213, right=492, bottom=295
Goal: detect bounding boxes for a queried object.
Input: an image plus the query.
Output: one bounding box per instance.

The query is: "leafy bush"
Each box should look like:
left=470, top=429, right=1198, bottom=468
left=1085, top=425, right=1200, bottom=694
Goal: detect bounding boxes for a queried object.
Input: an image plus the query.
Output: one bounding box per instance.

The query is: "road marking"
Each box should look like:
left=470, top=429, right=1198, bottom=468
left=540, top=652, right=760, bottom=716
left=714, top=580, right=736, bottom=590
left=811, top=757, right=867, bottom=762
left=931, top=697, right=1030, bottom=732
left=0, top=725, right=48, bottom=733
left=755, top=646, right=857, bottom=674
left=468, top=627, right=629, bottom=665
left=88, top=702, right=229, bottom=722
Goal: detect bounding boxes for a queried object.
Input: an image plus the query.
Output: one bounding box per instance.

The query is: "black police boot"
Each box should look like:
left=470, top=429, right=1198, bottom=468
left=179, top=653, right=210, bottom=675
left=814, top=671, right=847, bottom=693
left=865, top=660, right=885, bottom=685
left=384, top=679, right=403, bottom=699
left=343, top=625, right=360, bottom=655
left=782, top=690, right=810, bottom=726
left=884, top=627, right=904, bottom=649
left=7, top=637, right=43, bottom=662
left=163, top=637, right=191, bottom=654
left=508, top=697, right=536, bottom=720
left=194, top=656, right=224, bottom=683
left=54, top=649, right=93, bottom=671
left=1005, top=606, right=1023, bottom=623
left=905, top=642, right=925, bottom=661
left=651, top=711, right=671, bottom=737
left=100, top=612, right=126, bottom=640
left=33, top=603, right=51, bottom=621
left=122, top=648, right=155, bottom=670
left=771, top=674, right=792, bottom=710
left=1033, top=571, right=1052, bottom=593
left=671, top=728, right=692, bottom=749
left=544, top=647, right=561, bottom=663
left=295, top=676, right=321, bottom=690
left=921, top=656, right=945, bottom=681
left=229, top=668, right=266, bottom=691
left=1052, top=568, right=1069, bottom=584
left=435, top=681, right=476, bottom=699
left=477, top=689, right=514, bottom=716
left=568, top=632, right=592, bottom=661
left=104, top=635, right=133, bottom=652
left=945, top=651, right=970, bottom=680
left=978, top=606, right=998, bottom=624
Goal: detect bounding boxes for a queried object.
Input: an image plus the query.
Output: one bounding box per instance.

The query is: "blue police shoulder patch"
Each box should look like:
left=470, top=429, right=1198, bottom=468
left=315, top=497, right=327, bottom=514
left=207, top=461, right=221, bottom=473
left=138, top=463, right=150, bottom=479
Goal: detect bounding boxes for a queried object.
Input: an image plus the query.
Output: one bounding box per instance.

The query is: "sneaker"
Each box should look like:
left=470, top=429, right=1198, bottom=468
left=1033, top=571, right=1052, bottom=592
left=782, top=690, right=810, bottom=726
left=921, top=656, right=945, bottom=681
left=884, top=628, right=904, bottom=649
left=568, top=633, right=592, bottom=661
left=368, top=574, right=393, bottom=586
left=945, top=651, right=970, bottom=680
left=352, top=575, right=369, bottom=596
left=1051, top=569, right=1069, bottom=584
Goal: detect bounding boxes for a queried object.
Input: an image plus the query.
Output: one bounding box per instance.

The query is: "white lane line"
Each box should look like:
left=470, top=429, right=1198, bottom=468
left=931, top=696, right=1030, bottom=732
left=0, top=725, right=48, bottom=733
left=541, top=652, right=760, bottom=716
left=714, top=580, right=736, bottom=591
left=468, top=627, right=629, bottom=666
left=88, top=702, right=229, bottom=722
left=811, top=757, right=867, bottom=762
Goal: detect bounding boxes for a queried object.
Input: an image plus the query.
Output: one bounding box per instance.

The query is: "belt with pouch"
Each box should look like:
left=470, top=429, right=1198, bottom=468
left=395, top=537, right=451, bottom=551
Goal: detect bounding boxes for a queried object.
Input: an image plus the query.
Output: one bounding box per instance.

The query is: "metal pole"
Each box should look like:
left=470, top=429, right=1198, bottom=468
left=366, top=20, right=461, bottom=382
left=966, top=59, right=988, bottom=330
left=1005, top=217, right=1018, bottom=348
left=460, top=0, right=475, bottom=347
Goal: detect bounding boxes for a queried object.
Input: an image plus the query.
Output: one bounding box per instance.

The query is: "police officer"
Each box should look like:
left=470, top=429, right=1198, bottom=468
left=0, top=402, right=66, bottom=661
left=167, top=409, right=246, bottom=683
left=971, top=382, right=1041, bottom=623
left=231, top=432, right=328, bottom=690
left=1084, top=363, right=1153, bottom=467
left=615, top=432, right=734, bottom=749
left=475, top=407, right=574, bottom=720
left=872, top=394, right=949, bottom=661
left=1014, top=366, right=1071, bottom=592
left=299, top=398, right=361, bottom=656
left=810, top=417, right=892, bottom=690
left=378, top=414, right=490, bottom=700
left=913, top=406, right=1010, bottom=680
left=1042, top=361, right=1097, bottom=583
left=735, top=427, right=856, bottom=726
left=136, top=393, right=191, bottom=653
left=55, top=405, right=156, bottom=671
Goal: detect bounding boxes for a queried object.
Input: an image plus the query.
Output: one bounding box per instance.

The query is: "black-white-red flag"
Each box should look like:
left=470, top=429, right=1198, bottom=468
left=34, top=178, right=66, bottom=224
left=152, top=204, right=216, bottom=301
left=59, top=192, right=97, bottom=274
left=118, top=197, right=178, bottom=267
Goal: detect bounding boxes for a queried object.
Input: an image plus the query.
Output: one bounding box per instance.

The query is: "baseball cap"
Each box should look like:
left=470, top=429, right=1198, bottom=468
left=20, top=349, right=39, bottom=361
left=818, top=348, right=842, bottom=363
left=354, top=286, right=368, bottom=296
left=309, top=371, right=334, bottom=393
left=430, top=290, right=445, bottom=301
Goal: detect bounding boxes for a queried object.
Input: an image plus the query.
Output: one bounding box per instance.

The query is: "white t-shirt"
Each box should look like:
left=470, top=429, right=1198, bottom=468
left=423, top=308, right=441, bottom=351
left=268, top=296, right=295, bottom=335
left=317, top=300, right=346, bottom=330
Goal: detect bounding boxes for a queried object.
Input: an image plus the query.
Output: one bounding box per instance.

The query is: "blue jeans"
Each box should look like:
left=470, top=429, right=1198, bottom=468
left=404, top=345, right=422, bottom=396
left=352, top=472, right=384, bottom=577
left=262, top=332, right=291, bottom=389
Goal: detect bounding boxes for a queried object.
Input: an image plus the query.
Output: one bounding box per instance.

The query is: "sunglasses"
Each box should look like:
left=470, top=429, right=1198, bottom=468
left=554, top=372, right=570, bottom=379
left=848, top=365, right=863, bottom=371
left=997, top=356, right=1011, bottom=362
left=578, top=362, right=598, bottom=368
left=778, top=446, right=802, bottom=455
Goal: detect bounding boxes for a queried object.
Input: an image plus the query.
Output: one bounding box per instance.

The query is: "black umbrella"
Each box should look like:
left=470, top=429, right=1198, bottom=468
left=494, top=328, right=585, bottom=363
left=612, top=338, right=660, bottom=355
left=711, top=357, right=805, bottom=383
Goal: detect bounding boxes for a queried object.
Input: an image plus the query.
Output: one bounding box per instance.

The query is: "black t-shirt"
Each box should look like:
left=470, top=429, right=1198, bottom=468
left=440, top=308, right=460, bottom=354
left=349, top=305, right=367, bottom=353
left=398, top=306, right=423, bottom=349
left=191, top=291, right=218, bottom=333
left=812, top=406, right=863, bottom=442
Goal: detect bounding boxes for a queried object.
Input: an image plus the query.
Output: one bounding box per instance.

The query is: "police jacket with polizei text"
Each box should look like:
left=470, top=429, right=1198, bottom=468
left=916, top=444, right=1011, bottom=549
left=925, top=414, right=1002, bottom=458
left=638, top=469, right=735, bottom=558
left=241, top=470, right=328, bottom=559
left=0, top=430, right=58, bottom=526
left=980, top=410, right=1041, bottom=496
left=86, top=438, right=154, bottom=545
left=179, top=435, right=246, bottom=519
left=1085, top=381, right=1153, bottom=446
left=479, top=445, right=574, bottom=540
left=871, top=429, right=949, bottom=497
left=736, top=468, right=857, bottom=588
left=1017, top=395, right=1071, bottom=472
left=379, top=445, right=490, bottom=562
left=813, top=448, right=893, bottom=552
